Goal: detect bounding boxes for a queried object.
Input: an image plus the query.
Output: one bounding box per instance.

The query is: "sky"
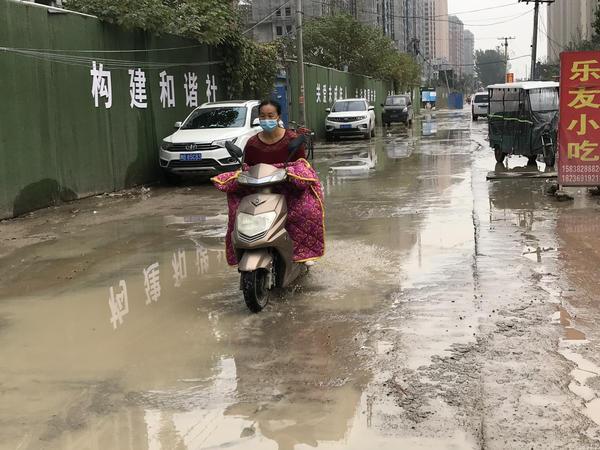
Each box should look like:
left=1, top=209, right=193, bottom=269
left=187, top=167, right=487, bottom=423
left=449, top=0, right=548, bottom=79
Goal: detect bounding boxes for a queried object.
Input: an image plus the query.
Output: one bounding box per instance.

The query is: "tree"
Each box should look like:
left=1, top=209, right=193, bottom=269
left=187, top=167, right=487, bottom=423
left=552, top=6, right=600, bottom=57
left=64, top=0, right=278, bottom=98
left=300, top=14, right=421, bottom=90
left=537, top=61, right=559, bottom=81
left=64, top=0, right=238, bottom=45
left=475, top=48, right=505, bottom=87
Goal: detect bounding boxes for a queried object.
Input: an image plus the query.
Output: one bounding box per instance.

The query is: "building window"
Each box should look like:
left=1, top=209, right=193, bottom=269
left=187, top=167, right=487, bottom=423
left=276, top=26, right=283, bottom=36
left=276, top=8, right=281, bottom=16
left=285, top=6, right=291, bottom=16
left=286, top=25, right=293, bottom=34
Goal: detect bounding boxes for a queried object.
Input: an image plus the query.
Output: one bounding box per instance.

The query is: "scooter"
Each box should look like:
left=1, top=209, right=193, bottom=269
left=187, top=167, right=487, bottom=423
left=224, top=136, right=308, bottom=312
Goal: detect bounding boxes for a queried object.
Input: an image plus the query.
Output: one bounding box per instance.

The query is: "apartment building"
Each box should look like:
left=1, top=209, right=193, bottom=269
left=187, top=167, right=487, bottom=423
left=246, top=0, right=426, bottom=55
left=462, top=29, right=475, bottom=77
left=547, top=0, right=599, bottom=61
left=448, top=15, right=464, bottom=77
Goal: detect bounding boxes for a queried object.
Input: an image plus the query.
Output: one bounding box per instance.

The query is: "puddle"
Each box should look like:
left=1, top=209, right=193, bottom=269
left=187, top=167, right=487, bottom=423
left=553, top=306, right=587, bottom=341
left=2, top=108, right=586, bottom=447
left=164, top=214, right=227, bottom=226
left=376, top=340, right=394, bottom=355
left=522, top=246, right=556, bottom=263
left=560, top=346, right=600, bottom=425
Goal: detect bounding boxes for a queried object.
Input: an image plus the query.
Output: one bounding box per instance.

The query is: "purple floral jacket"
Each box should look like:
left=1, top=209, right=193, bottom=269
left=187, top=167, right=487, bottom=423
left=211, top=159, right=325, bottom=266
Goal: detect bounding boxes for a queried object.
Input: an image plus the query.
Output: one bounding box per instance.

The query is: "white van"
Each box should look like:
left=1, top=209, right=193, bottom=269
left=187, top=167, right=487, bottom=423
left=471, top=92, right=489, bottom=121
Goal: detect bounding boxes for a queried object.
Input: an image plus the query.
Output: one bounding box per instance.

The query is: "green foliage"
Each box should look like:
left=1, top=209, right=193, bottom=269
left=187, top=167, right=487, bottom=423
left=64, top=0, right=280, bottom=98
left=537, top=61, right=559, bottom=81
left=475, top=48, right=505, bottom=87
left=223, top=39, right=282, bottom=99
left=300, top=14, right=420, bottom=89
left=64, top=0, right=238, bottom=45
left=552, top=7, right=600, bottom=58
left=593, top=4, right=600, bottom=40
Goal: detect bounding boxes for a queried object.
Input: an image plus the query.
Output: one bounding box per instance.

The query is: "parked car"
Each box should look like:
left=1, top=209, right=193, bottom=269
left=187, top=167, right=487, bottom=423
left=471, top=92, right=489, bottom=121
left=325, top=98, right=376, bottom=140
left=381, top=94, right=413, bottom=127
left=159, top=100, right=261, bottom=182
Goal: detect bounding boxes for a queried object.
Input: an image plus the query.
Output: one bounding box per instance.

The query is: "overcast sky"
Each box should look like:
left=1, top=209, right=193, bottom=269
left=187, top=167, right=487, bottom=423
left=449, top=0, right=548, bottom=79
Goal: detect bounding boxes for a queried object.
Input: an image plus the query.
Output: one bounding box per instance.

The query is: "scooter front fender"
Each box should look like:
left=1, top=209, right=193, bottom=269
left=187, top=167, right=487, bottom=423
left=238, top=250, right=273, bottom=272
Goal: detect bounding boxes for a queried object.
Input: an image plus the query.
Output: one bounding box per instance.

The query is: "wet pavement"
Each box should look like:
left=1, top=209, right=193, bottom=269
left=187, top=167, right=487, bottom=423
left=3, top=110, right=600, bottom=449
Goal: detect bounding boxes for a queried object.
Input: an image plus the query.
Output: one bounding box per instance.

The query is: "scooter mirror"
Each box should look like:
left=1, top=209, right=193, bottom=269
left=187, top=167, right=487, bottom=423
left=225, top=141, right=243, bottom=159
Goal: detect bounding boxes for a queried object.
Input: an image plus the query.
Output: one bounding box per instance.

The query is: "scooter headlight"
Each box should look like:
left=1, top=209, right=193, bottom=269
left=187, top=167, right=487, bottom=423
left=237, top=211, right=277, bottom=237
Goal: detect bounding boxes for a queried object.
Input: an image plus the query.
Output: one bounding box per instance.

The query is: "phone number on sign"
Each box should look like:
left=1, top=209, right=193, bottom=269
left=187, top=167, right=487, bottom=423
left=562, top=165, right=600, bottom=173
left=562, top=174, right=600, bottom=183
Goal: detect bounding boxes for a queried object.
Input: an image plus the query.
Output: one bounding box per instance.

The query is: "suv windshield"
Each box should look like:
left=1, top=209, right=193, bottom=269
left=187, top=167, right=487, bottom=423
left=181, top=107, right=247, bottom=129
left=333, top=101, right=366, bottom=112
left=385, top=97, right=407, bottom=106
left=474, top=94, right=489, bottom=103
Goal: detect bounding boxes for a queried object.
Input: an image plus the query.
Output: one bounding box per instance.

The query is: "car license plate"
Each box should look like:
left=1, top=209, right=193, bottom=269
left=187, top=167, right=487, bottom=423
left=180, top=153, right=202, bottom=161
left=340, top=124, right=352, bottom=129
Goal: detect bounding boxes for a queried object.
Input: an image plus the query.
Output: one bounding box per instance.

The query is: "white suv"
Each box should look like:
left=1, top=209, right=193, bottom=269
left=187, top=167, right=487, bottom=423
left=325, top=98, right=376, bottom=140
left=160, top=100, right=261, bottom=181
left=471, top=92, right=489, bottom=121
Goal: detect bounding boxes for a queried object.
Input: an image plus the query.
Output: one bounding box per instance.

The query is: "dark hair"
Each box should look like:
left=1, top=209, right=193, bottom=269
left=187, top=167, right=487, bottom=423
left=259, top=99, right=281, bottom=115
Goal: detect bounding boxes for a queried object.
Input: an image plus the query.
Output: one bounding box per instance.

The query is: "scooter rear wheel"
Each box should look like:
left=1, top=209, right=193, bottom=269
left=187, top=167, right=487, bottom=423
left=241, top=269, right=270, bottom=313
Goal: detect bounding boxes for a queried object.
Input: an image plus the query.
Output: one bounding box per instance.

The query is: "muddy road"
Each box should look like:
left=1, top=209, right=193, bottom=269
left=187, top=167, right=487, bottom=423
left=2, top=110, right=600, bottom=449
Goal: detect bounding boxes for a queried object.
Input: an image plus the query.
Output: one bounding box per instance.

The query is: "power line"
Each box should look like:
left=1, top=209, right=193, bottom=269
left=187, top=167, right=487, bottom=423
left=538, top=14, right=562, bottom=57
left=448, top=3, right=522, bottom=16
left=0, top=46, right=223, bottom=69
left=1, top=43, right=206, bottom=54
left=308, top=0, right=533, bottom=27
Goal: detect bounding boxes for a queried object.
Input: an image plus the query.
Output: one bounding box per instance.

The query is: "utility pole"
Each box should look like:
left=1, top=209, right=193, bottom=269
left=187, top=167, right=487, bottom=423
left=405, top=0, right=410, bottom=53
left=498, top=36, right=515, bottom=79
left=518, top=0, right=554, bottom=80
left=296, top=0, right=306, bottom=125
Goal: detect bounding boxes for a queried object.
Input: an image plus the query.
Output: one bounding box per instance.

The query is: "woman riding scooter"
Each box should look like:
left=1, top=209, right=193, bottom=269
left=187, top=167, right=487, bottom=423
left=211, top=99, right=324, bottom=313
left=244, top=100, right=306, bottom=166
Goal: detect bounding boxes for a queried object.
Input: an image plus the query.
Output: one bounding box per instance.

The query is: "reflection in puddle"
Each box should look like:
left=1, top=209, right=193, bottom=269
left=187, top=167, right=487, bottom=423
left=554, top=306, right=587, bottom=341
left=384, top=139, right=413, bottom=159
left=143, top=357, right=246, bottom=449
left=329, top=149, right=377, bottom=176
left=421, top=114, right=437, bottom=136
left=103, top=242, right=225, bottom=330
left=522, top=246, right=556, bottom=263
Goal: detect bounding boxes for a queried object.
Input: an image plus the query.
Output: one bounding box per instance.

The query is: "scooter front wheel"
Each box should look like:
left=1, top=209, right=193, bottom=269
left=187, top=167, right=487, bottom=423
left=241, top=269, right=270, bottom=313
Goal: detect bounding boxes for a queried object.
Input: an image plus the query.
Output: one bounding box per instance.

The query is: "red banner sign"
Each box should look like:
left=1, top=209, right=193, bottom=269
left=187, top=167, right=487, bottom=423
left=559, top=51, right=600, bottom=186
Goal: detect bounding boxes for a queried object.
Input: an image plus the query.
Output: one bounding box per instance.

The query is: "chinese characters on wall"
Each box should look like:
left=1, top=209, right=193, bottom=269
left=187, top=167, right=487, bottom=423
left=90, top=61, right=218, bottom=110
left=314, top=83, right=376, bottom=104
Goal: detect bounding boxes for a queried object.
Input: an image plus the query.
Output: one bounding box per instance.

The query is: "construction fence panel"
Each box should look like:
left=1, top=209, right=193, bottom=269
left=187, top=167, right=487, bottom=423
left=0, top=0, right=225, bottom=219
left=287, top=62, right=394, bottom=138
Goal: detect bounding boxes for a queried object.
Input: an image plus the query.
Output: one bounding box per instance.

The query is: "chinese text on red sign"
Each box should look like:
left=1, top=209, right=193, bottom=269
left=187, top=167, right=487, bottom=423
left=559, top=51, right=600, bottom=186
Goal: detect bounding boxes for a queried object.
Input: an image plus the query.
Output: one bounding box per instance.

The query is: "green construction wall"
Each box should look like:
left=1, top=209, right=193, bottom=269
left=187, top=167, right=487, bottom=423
left=0, top=0, right=225, bottom=219
left=287, top=62, right=394, bottom=138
